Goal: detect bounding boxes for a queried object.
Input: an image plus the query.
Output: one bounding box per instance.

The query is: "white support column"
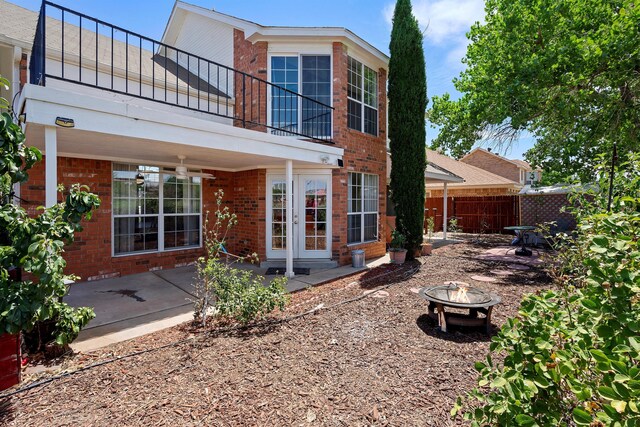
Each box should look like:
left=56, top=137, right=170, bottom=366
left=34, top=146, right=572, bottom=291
left=442, top=182, right=448, bottom=241
left=44, top=126, right=58, bottom=207
left=285, top=160, right=294, bottom=279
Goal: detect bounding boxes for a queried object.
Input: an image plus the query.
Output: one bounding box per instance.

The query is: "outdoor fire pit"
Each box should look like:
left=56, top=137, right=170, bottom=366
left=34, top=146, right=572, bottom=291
left=418, top=282, right=501, bottom=334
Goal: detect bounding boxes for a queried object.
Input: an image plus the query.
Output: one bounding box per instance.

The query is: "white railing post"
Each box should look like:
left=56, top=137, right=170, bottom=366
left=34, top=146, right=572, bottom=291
left=443, top=182, right=448, bottom=241
left=285, top=159, right=294, bottom=278
left=45, top=126, right=58, bottom=207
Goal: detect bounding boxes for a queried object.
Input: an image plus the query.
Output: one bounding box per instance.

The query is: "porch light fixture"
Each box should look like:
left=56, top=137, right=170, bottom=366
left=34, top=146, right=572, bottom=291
left=135, top=173, right=145, bottom=186
left=176, top=155, right=188, bottom=180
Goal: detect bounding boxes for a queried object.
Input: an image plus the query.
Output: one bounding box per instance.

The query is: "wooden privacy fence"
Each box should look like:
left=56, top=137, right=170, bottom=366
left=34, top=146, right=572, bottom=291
left=424, top=195, right=520, bottom=234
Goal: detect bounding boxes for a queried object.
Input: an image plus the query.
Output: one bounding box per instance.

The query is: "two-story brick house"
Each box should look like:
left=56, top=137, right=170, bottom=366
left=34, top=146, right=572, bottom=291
left=4, top=0, right=388, bottom=281
left=460, top=148, right=542, bottom=186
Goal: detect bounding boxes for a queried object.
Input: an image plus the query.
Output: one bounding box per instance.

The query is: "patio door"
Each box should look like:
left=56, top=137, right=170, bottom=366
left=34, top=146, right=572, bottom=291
left=266, top=173, right=332, bottom=260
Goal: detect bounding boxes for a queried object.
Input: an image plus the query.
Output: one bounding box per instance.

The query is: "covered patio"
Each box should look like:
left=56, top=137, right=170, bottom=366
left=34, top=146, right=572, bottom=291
left=19, top=83, right=343, bottom=280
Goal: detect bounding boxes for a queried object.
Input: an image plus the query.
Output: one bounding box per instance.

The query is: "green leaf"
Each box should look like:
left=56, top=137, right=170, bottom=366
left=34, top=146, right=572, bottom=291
left=515, top=414, right=537, bottom=426
left=599, top=386, right=619, bottom=400
left=590, top=349, right=610, bottom=363
left=490, top=377, right=508, bottom=388
left=573, top=407, right=593, bottom=425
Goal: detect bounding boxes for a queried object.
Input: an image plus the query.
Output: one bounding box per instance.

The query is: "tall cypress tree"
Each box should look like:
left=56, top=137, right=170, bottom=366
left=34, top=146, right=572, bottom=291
left=388, top=0, right=427, bottom=254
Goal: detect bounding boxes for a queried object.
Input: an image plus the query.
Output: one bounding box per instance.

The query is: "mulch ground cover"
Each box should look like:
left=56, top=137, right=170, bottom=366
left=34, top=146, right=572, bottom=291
left=1, top=238, right=553, bottom=426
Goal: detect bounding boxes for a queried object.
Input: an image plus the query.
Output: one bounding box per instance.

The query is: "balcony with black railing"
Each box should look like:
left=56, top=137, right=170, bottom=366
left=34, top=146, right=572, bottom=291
left=28, top=1, right=333, bottom=143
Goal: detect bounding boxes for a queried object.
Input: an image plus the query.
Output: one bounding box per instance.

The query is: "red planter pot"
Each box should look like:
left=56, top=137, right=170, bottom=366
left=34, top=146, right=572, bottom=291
left=0, top=333, right=21, bottom=391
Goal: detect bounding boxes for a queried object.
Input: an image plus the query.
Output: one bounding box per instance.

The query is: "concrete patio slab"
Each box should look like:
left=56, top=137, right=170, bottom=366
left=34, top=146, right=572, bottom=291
left=66, top=254, right=391, bottom=352
left=65, top=271, right=193, bottom=330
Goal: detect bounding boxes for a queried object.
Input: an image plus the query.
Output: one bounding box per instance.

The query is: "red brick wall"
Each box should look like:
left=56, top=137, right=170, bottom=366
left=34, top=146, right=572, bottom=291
left=233, top=29, right=268, bottom=131
left=229, top=36, right=389, bottom=265
left=21, top=157, right=266, bottom=282
left=520, top=194, right=577, bottom=231
left=461, top=150, right=521, bottom=183
left=331, top=42, right=388, bottom=264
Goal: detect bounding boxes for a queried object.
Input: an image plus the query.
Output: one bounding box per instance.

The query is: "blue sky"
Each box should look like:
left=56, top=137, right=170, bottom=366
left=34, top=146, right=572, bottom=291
left=14, top=0, right=533, bottom=159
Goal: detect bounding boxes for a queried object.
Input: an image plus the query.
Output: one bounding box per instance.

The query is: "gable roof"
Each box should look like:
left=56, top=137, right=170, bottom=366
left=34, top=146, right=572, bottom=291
left=425, top=149, right=521, bottom=188
left=167, top=1, right=389, bottom=70
left=461, top=148, right=533, bottom=171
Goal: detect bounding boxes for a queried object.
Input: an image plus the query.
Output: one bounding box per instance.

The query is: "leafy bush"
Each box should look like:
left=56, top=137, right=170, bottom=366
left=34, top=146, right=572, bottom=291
left=193, top=190, right=289, bottom=326
left=448, top=217, right=461, bottom=234
left=425, top=216, right=435, bottom=243
left=390, top=228, right=407, bottom=250
left=453, top=156, right=640, bottom=426
left=0, top=75, right=100, bottom=348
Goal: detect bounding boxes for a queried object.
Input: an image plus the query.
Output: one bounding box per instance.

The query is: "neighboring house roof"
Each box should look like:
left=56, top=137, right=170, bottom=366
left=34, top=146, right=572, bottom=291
left=461, top=147, right=535, bottom=171
left=425, top=161, right=464, bottom=183
left=0, top=0, right=38, bottom=50
left=425, top=149, right=520, bottom=189
left=0, top=0, right=228, bottom=97
left=386, top=152, right=463, bottom=183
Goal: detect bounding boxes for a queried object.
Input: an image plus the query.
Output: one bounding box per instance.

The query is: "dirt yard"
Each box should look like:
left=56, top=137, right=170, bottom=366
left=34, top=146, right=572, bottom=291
left=1, top=239, right=552, bottom=426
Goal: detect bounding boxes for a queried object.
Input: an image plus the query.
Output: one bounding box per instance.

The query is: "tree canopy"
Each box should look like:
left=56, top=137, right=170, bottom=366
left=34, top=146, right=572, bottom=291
left=429, top=0, right=640, bottom=184
left=388, top=0, right=427, bottom=251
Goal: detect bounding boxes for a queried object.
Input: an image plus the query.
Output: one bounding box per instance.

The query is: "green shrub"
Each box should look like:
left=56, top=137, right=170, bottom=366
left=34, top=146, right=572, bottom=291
left=390, top=228, right=407, bottom=250
left=425, top=216, right=435, bottom=242
left=197, top=259, right=288, bottom=325
left=453, top=156, right=640, bottom=426
left=0, top=75, right=100, bottom=348
left=193, top=190, right=289, bottom=326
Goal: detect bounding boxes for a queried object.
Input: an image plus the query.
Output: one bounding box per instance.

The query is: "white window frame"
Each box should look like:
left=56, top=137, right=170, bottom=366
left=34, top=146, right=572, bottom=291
left=347, top=172, right=379, bottom=245
left=111, top=163, right=203, bottom=257
left=347, top=56, right=378, bottom=136
left=267, top=52, right=334, bottom=139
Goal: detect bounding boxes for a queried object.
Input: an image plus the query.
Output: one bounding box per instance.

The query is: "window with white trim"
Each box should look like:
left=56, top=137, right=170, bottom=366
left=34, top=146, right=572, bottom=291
left=112, top=163, right=201, bottom=255
left=347, top=56, right=378, bottom=135
left=348, top=172, right=379, bottom=244
left=270, top=54, right=331, bottom=137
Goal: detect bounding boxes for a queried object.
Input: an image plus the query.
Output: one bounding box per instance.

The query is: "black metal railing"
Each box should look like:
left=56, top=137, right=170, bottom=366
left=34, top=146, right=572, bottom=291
left=28, top=1, right=333, bottom=143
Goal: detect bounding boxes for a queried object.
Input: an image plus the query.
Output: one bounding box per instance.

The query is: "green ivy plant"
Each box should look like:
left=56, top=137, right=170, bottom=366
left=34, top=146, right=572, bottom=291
left=0, top=75, right=101, bottom=349
left=193, top=189, right=289, bottom=326
left=452, top=156, right=640, bottom=426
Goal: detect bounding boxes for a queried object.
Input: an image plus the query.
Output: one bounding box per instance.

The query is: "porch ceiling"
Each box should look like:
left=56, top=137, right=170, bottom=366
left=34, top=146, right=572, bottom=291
left=25, top=124, right=328, bottom=171
left=20, top=84, right=343, bottom=172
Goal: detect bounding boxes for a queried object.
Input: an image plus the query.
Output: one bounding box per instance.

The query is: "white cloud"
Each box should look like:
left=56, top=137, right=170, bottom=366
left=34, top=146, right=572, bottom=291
left=384, top=0, right=484, bottom=69
left=384, top=0, right=484, bottom=45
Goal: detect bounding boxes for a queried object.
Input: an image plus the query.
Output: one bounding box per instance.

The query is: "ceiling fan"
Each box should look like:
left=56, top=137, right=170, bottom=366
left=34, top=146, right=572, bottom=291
left=164, top=155, right=215, bottom=180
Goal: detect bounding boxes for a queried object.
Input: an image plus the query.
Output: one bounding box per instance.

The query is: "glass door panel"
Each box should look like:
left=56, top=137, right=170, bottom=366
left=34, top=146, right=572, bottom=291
left=298, top=175, right=331, bottom=258
left=270, top=179, right=287, bottom=252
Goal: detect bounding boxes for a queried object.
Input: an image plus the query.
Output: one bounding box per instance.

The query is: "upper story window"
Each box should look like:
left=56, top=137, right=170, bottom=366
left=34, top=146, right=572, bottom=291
left=271, top=55, right=331, bottom=138
left=347, top=57, right=378, bottom=136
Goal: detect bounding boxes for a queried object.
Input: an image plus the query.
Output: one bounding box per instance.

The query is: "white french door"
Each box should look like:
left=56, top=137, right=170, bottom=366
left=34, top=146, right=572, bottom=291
left=266, top=173, right=332, bottom=260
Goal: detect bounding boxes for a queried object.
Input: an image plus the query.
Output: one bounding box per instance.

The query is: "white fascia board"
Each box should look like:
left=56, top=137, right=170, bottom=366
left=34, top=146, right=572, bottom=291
left=159, top=1, right=182, bottom=46
left=424, top=171, right=464, bottom=183
left=0, top=34, right=32, bottom=52
left=22, top=84, right=343, bottom=165
left=247, top=29, right=388, bottom=70
left=175, top=1, right=259, bottom=34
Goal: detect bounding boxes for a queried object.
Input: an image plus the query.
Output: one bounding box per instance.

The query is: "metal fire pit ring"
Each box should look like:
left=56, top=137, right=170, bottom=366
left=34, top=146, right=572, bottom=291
left=418, top=282, right=501, bottom=334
